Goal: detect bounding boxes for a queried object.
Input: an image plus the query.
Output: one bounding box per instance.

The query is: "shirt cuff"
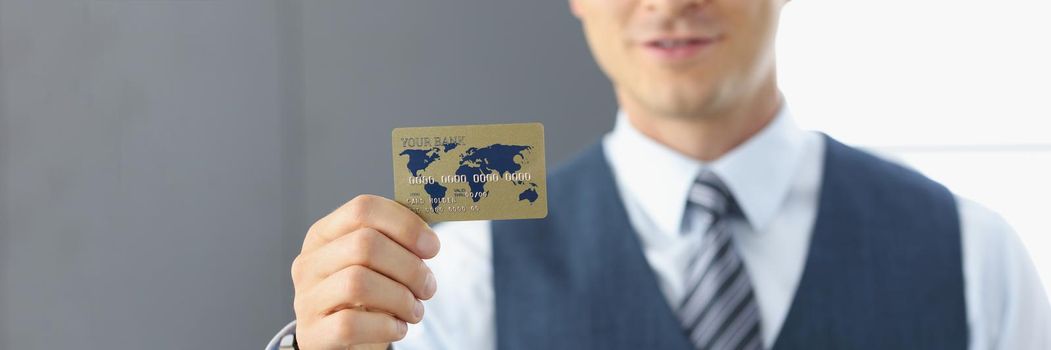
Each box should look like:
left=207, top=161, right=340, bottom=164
left=265, top=320, right=297, bottom=350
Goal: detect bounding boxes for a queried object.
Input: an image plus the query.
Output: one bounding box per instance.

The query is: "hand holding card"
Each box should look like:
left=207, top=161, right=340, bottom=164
left=290, top=122, right=548, bottom=350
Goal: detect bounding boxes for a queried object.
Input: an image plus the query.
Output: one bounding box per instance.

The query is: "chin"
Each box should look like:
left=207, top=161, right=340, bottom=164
left=640, top=82, right=719, bottom=119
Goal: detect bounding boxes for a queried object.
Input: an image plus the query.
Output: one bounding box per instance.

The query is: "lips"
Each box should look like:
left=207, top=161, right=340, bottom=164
left=648, top=38, right=707, bottom=49
left=642, top=36, right=720, bottom=61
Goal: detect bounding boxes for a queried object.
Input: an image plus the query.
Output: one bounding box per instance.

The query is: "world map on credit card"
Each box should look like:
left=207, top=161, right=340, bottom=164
left=391, top=123, right=548, bottom=222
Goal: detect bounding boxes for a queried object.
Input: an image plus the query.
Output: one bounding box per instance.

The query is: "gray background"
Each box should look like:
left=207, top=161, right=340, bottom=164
left=0, top=1, right=611, bottom=349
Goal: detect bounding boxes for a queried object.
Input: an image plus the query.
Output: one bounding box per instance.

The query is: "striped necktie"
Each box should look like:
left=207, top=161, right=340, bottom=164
left=677, top=174, right=763, bottom=350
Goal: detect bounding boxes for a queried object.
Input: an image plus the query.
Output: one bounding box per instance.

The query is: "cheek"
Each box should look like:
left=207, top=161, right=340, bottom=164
left=583, top=16, right=633, bottom=77
left=723, top=2, right=779, bottom=63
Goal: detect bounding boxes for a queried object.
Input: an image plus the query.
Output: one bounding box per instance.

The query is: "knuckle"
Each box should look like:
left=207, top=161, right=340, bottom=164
left=330, top=312, right=360, bottom=345
left=293, top=295, right=321, bottom=321
left=290, top=255, right=307, bottom=281
left=292, top=296, right=307, bottom=316
left=306, top=217, right=325, bottom=238
left=326, top=212, right=354, bottom=236
left=350, top=194, right=375, bottom=206
left=342, top=266, right=370, bottom=301
left=347, top=195, right=377, bottom=223
left=350, top=228, right=381, bottom=261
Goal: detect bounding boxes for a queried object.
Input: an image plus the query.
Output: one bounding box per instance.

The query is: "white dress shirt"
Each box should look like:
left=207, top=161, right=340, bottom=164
left=268, top=107, right=1050, bottom=349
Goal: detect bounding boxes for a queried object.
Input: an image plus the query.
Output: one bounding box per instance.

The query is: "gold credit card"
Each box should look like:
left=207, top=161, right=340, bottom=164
left=392, top=123, right=548, bottom=222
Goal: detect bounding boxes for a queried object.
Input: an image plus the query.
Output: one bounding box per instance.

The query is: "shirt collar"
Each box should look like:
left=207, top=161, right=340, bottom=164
left=602, top=105, right=808, bottom=235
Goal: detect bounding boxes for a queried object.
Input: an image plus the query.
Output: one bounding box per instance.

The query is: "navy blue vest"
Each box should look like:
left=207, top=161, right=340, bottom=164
left=491, top=135, right=967, bottom=349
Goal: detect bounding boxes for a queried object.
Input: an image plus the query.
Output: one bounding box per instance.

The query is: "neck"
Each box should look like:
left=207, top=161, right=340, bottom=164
left=619, top=79, right=782, bottom=162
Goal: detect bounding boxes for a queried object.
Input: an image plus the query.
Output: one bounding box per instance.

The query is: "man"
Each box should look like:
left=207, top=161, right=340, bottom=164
left=268, top=0, right=1050, bottom=349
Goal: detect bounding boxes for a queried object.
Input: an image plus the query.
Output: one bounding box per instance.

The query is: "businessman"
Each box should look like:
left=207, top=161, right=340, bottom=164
left=269, top=0, right=1050, bottom=349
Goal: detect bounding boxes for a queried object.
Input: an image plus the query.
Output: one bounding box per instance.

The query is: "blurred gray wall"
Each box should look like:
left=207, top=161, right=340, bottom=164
left=0, top=1, right=611, bottom=349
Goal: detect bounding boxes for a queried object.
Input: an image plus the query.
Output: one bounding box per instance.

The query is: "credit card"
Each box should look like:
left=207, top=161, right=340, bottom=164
left=392, top=123, right=548, bottom=222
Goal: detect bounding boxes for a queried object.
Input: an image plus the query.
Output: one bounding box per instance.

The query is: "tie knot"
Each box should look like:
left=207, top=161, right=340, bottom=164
left=688, top=172, right=734, bottom=217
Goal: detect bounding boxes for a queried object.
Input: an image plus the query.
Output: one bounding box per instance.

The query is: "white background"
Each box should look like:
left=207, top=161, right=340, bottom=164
left=778, top=0, right=1051, bottom=299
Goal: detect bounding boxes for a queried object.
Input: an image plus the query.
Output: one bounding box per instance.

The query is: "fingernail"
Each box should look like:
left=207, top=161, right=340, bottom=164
left=416, top=231, right=439, bottom=256
left=396, top=320, right=408, bottom=336
left=424, top=271, right=437, bottom=297
left=413, top=299, right=424, bottom=320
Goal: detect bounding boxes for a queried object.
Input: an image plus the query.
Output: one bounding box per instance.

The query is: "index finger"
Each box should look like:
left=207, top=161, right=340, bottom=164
left=302, top=195, right=439, bottom=259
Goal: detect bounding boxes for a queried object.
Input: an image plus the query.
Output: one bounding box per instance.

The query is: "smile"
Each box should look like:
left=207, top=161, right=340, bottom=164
left=642, top=36, right=721, bottom=62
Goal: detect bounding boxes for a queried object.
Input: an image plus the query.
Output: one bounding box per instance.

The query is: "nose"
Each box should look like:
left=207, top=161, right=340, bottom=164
left=642, top=0, right=707, bottom=17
